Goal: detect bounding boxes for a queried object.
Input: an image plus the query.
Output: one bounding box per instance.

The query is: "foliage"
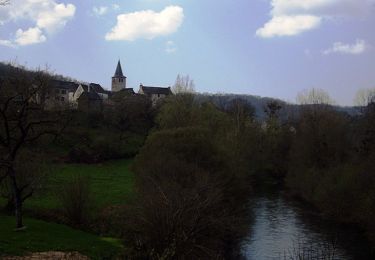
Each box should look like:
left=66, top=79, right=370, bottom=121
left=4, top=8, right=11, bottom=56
left=123, top=124, right=251, bottom=258
left=57, top=174, right=94, bottom=227
left=286, top=97, right=375, bottom=246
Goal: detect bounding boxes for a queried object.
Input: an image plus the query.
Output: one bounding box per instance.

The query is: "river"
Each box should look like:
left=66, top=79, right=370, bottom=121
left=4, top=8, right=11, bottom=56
left=241, top=188, right=374, bottom=260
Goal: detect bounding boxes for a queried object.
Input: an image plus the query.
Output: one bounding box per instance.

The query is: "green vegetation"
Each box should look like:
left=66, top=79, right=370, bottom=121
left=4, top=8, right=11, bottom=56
left=0, top=215, right=122, bottom=259
left=1, top=159, right=134, bottom=212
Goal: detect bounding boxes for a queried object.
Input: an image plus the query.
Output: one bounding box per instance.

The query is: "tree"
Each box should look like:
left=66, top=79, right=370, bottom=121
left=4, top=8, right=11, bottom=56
left=172, top=74, right=195, bottom=94
left=125, top=127, right=250, bottom=258
left=296, top=88, right=334, bottom=105
left=354, top=88, right=375, bottom=107
left=226, top=98, right=255, bottom=135
left=105, top=94, right=153, bottom=138
left=0, top=65, right=63, bottom=229
left=0, top=151, right=46, bottom=212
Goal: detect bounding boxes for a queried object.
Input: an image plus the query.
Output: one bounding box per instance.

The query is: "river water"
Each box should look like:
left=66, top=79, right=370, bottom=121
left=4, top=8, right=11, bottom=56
left=241, top=189, right=374, bottom=260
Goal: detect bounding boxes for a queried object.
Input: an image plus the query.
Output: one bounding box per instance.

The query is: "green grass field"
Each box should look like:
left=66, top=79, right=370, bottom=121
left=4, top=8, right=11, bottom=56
left=0, top=159, right=135, bottom=211
left=0, top=159, right=134, bottom=258
left=0, top=215, right=122, bottom=259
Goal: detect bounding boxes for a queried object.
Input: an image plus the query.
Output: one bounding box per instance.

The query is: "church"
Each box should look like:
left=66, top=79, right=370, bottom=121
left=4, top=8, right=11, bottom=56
left=50, top=60, right=172, bottom=111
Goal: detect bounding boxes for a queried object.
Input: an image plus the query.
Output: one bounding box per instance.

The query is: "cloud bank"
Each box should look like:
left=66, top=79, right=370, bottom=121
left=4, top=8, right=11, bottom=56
left=105, top=6, right=184, bottom=41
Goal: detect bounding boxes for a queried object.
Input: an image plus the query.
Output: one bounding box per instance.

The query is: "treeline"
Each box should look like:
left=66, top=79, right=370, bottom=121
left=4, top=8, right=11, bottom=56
left=286, top=98, right=375, bottom=245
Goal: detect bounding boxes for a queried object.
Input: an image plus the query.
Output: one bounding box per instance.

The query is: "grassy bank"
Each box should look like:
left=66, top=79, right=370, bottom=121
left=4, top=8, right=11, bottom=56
left=0, top=215, right=122, bottom=259
left=1, top=159, right=134, bottom=212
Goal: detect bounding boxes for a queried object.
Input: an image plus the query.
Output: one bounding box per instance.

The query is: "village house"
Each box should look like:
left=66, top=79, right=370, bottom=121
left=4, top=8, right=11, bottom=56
left=139, top=84, right=172, bottom=105
left=48, top=60, right=172, bottom=111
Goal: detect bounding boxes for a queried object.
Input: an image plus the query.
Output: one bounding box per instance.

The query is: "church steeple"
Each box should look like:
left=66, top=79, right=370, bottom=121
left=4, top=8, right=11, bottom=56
left=112, top=59, right=127, bottom=92
left=114, top=60, right=124, bottom=77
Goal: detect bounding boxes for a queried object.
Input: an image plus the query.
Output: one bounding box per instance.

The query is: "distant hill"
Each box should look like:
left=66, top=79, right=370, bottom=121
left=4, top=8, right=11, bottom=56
left=0, top=61, right=80, bottom=83
left=195, top=93, right=360, bottom=121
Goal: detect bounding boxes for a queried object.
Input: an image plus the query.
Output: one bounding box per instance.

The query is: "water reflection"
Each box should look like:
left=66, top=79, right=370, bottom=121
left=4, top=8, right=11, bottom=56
left=241, top=190, right=374, bottom=260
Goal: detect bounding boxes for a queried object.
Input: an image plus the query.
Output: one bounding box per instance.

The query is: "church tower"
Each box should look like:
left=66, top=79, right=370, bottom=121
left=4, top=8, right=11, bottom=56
left=112, top=60, right=127, bottom=92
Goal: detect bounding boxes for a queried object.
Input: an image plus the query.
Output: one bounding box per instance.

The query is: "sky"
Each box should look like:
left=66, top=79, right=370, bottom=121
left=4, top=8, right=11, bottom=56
left=1, top=0, right=375, bottom=105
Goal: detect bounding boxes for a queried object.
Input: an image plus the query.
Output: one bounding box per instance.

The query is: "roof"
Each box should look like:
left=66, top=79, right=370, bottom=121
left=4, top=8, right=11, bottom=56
left=89, top=83, right=106, bottom=94
left=51, top=80, right=79, bottom=92
left=77, top=91, right=102, bottom=101
left=114, top=60, right=125, bottom=78
left=79, top=84, right=89, bottom=92
left=140, top=85, right=172, bottom=95
left=119, top=88, right=135, bottom=94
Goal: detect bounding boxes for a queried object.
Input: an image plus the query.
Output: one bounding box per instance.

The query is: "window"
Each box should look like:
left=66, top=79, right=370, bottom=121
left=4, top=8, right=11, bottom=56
left=61, top=90, right=66, bottom=94
left=158, top=94, right=160, bottom=97
left=60, top=97, right=65, bottom=102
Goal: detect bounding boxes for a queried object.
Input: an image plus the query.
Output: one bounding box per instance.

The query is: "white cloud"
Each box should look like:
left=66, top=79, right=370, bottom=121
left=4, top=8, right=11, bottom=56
left=165, top=40, right=177, bottom=53
left=36, top=3, right=76, bottom=32
left=323, top=39, right=369, bottom=55
left=112, top=4, right=120, bottom=11
left=15, top=27, right=46, bottom=46
left=0, top=39, right=15, bottom=48
left=0, top=0, right=75, bottom=47
left=105, top=5, right=184, bottom=41
left=93, top=6, right=109, bottom=16
left=257, top=0, right=375, bottom=38
left=256, top=15, right=321, bottom=38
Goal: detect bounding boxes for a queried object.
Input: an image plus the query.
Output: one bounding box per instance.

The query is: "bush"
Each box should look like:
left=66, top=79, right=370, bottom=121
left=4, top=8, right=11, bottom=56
left=58, top=174, right=94, bottom=227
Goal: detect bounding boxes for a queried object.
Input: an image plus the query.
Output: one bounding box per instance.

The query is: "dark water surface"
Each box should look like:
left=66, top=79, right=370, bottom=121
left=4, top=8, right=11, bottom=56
left=241, top=189, right=374, bottom=260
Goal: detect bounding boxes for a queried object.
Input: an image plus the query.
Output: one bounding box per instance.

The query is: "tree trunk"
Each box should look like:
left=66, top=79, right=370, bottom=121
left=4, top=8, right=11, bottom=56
left=8, top=168, right=24, bottom=229
left=4, top=196, right=15, bottom=213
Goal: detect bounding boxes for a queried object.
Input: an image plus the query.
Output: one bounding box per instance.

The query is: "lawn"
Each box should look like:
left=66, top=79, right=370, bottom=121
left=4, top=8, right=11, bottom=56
left=0, top=215, right=122, bottom=259
left=0, top=159, right=135, bottom=211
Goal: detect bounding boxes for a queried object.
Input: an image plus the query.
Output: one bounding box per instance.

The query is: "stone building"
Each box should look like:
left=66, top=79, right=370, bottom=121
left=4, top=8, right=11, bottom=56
left=111, top=60, right=127, bottom=92
left=139, top=84, right=172, bottom=105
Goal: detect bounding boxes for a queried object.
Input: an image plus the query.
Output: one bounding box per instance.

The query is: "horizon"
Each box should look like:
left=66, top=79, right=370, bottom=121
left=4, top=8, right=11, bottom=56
left=1, top=0, right=375, bottom=105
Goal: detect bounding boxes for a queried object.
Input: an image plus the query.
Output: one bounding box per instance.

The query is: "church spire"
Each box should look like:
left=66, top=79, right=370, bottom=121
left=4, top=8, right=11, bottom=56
left=114, top=60, right=124, bottom=77
left=112, top=59, right=127, bottom=92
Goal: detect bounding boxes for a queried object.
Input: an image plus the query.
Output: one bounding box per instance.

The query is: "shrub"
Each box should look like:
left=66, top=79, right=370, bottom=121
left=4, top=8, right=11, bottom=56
left=58, top=174, right=94, bottom=227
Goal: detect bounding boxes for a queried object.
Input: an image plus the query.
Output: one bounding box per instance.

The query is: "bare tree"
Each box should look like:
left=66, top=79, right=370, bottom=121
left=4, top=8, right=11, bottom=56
left=297, top=88, right=335, bottom=105
left=172, top=74, right=195, bottom=94
left=0, top=65, right=64, bottom=229
left=354, top=88, right=375, bottom=107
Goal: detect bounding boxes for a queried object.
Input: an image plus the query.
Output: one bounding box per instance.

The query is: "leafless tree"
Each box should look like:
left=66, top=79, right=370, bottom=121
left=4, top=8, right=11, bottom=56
left=0, top=64, right=65, bottom=229
left=296, top=88, right=335, bottom=105
left=172, top=74, right=195, bottom=94
left=354, top=87, right=375, bottom=107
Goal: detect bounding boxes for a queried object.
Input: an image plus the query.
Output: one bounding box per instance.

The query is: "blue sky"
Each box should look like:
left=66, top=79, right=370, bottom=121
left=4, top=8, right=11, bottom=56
left=1, top=0, right=375, bottom=105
